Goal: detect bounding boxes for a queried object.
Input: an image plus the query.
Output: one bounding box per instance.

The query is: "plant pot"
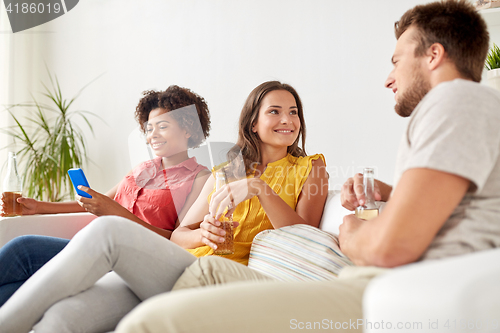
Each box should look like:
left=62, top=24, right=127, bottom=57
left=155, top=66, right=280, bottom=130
left=486, top=68, right=500, bottom=91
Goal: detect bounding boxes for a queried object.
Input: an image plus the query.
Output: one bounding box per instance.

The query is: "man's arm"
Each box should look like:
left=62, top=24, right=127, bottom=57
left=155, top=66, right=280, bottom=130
left=339, top=168, right=470, bottom=267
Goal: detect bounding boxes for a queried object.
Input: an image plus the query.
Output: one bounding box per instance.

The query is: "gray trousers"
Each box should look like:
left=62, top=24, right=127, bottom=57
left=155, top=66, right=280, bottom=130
left=115, top=256, right=388, bottom=333
left=0, top=216, right=197, bottom=333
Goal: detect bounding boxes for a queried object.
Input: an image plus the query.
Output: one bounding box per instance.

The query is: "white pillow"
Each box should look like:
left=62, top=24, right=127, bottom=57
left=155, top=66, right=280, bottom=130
left=248, top=224, right=353, bottom=281
left=318, top=190, right=351, bottom=235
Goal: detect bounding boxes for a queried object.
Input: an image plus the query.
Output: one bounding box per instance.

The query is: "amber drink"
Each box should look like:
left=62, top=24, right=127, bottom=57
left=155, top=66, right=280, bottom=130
left=2, top=152, right=23, bottom=217
left=213, top=169, right=235, bottom=255
left=1, top=192, right=22, bottom=217
left=214, top=220, right=234, bottom=255
left=355, top=168, right=379, bottom=221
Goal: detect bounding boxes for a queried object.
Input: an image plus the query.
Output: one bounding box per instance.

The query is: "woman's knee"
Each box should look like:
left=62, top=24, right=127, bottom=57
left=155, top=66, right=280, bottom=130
left=80, top=216, right=136, bottom=239
left=0, top=235, right=60, bottom=262
left=1, top=235, right=39, bottom=253
left=72, top=216, right=146, bottom=254
left=0, top=235, right=69, bottom=286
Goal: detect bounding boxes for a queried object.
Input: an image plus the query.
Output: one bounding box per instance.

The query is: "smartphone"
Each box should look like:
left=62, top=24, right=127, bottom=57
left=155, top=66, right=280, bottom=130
left=67, top=168, right=92, bottom=198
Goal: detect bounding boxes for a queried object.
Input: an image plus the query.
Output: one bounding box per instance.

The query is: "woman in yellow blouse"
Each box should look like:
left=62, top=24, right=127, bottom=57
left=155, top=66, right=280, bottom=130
left=172, top=80, right=328, bottom=265
left=0, top=81, right=328, bottom=333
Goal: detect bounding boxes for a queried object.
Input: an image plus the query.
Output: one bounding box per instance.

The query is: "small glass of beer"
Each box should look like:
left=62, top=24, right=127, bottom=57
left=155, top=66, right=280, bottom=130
left=212, top=169, right=234, bottom=255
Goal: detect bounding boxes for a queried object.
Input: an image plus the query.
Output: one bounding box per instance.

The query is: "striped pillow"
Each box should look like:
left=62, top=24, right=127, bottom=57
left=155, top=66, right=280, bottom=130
left=248, top=224, right=354, bottom=281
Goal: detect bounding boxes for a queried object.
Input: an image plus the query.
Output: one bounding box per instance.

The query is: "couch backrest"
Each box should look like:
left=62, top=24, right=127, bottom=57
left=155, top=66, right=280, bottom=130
left=319, top=190, right=385, bottom=235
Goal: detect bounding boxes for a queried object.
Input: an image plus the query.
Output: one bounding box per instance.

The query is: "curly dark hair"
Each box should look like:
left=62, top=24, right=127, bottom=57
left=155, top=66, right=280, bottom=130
left=135, top=86, right=211, bottom=148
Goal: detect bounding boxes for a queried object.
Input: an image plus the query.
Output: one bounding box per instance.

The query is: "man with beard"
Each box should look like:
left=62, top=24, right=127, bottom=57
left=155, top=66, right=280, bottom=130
left=339, top=0, right=500, bottom=266
left=114, top=1, right=500, bottom=332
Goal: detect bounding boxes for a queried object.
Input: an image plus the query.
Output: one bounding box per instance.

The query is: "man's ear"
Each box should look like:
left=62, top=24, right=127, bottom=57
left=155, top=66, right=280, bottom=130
left=426, top=43, right=446, bottom=71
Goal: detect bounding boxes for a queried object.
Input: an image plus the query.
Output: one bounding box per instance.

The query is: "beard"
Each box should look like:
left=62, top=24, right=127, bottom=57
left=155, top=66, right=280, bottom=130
left=395, top=68, right=431, bottom=118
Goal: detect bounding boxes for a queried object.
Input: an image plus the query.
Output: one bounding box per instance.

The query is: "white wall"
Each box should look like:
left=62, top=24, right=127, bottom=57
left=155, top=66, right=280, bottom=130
left=0, top=5, right=47, bottom=179
left=2, top=0, right=436, bottom=193
left=0, top=5, right=9, bottom=175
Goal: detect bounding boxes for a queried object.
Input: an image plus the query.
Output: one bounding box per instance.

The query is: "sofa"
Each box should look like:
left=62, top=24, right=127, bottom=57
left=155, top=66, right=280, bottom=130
left=0, top=212, right=96, bottom=248
left=1, top=190, right=499, bottom=332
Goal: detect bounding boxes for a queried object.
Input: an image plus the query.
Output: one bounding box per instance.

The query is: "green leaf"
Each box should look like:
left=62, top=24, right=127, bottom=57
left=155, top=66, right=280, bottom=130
left=485, top=43, right=500, bottom=70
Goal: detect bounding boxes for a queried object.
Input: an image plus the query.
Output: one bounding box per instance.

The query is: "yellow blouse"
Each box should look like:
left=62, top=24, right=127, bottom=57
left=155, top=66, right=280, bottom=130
left=186, top=153, right=325, bottom=265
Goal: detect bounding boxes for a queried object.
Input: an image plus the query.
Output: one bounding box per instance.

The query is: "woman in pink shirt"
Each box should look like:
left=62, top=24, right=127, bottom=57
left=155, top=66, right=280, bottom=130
left=0, top=86, right=211, bottom=307
left=13, top=86, right=211, bottom=237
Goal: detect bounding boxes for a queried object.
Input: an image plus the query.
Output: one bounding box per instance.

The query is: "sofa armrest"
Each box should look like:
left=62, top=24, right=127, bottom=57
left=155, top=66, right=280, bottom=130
left=0, top=213, right=97, bottom=247
left=363, top=248, right=500, bottom=332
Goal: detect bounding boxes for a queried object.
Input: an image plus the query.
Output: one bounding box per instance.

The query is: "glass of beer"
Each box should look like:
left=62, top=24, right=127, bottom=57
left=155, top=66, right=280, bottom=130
left=355, top=168, right=379, bottom=221
left=1, top=191, right=23, bottom=217
left=212, top=169, right=234, bottom=255
left=2, top=152, right=23, bottom=217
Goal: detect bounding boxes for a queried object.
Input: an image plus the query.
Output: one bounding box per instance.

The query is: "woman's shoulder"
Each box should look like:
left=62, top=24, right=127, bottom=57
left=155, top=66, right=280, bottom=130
left=133, top=157, right=161, bottom=170
left=210, top=161, right=228, bottom=174
left=187, top=157, right=209, bottom=172
left=290, top=153, right=325, bottom=166
left=127, top=157, right=161, bottom=178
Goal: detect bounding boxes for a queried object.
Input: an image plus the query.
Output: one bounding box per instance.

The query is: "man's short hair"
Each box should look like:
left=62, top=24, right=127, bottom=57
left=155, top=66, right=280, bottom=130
left=395, top=0, right=489, bottom=82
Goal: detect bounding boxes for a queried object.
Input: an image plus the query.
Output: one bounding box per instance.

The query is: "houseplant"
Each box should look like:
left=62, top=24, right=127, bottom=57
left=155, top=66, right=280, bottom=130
left=485, top=43, right=500, bottom=91
left=1, top=72, right=102, bottom=202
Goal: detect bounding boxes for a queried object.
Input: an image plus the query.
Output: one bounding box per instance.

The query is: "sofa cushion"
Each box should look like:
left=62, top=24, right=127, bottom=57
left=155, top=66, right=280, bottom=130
left=364, top=248, right=500, bottom=333
left=248, top=224, right=353, bottom=281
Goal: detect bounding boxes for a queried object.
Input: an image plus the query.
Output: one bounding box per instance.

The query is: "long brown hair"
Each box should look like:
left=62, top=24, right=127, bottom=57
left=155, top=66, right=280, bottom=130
left=230, top=81, right=307, bottom=175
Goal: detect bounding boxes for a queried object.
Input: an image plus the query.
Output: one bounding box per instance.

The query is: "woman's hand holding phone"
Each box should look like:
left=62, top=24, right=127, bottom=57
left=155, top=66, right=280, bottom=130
left=68, top=168, right=92, bottom=198
left=68, top=168, right=125, bottom=216
left=76, top=186, right=129, bottom=217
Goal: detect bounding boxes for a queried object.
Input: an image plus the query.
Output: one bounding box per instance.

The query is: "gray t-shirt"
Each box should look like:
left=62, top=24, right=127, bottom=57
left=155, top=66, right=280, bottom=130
left=393, top=79, right=500, bottom=261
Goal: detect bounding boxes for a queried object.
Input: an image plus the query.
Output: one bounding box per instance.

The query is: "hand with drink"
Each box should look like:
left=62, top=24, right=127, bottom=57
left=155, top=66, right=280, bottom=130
left=341, top=168, right=384, bottom=221
left=206, top=169, right=238, bottom=255
left=1, top=152, right=23, bottom=217
left=209, top=177, right=258, bottom=220
left=3, top=196, right=39, bottom=216
left=341, top=171, right=382, bottom=211
left=199, top=213, right=239, bottom=253
left=0, top=192, right=23, bottom=217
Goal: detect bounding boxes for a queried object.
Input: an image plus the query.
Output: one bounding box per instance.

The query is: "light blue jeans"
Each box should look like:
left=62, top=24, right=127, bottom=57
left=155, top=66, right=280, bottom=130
left=0, top=216, right=197, bottom=333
